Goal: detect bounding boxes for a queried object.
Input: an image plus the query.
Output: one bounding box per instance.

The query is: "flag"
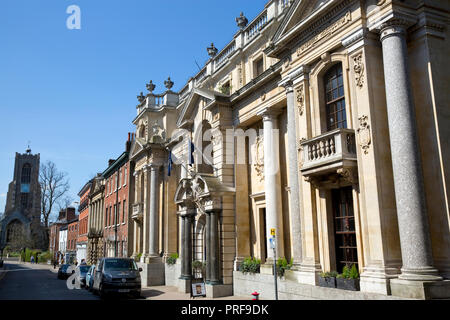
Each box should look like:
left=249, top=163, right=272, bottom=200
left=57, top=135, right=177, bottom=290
left=168, top=151, right=173, bottom=176
left=188, top=140, right=195, bottom=166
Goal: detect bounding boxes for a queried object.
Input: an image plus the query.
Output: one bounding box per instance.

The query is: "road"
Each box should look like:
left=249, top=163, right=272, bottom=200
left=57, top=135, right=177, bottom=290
left=0, top=261, right=99, bottom=300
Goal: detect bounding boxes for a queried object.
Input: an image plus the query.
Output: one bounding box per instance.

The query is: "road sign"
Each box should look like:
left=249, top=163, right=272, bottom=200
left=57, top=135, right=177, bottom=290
left=270, top=228, right=276, bottom=236
left=269, top=237, right=276, bottom=249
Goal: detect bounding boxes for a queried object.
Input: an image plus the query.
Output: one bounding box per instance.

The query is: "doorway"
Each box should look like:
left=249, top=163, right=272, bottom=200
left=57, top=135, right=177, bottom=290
left=332, top=186, right=358, bottom=272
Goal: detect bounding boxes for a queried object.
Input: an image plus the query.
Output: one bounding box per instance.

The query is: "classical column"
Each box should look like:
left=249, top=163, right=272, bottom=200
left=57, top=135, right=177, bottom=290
left=283, top=79, right=303, bottom=267
left=205, top=212, right=211, bottom=283
left=148, top=164, right=160, bottom=258
left=180, top=212, right=195, bottom=279
left=259, top=109, right=284, bottom=260
left=209, top=209, right=221, bottom=284
left=179, top=216, right=186, bottom=277
left=380, top=21, right=441, bottom=281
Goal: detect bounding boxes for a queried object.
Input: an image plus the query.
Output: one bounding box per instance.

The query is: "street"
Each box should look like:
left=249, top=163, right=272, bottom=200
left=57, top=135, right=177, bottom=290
left=0, top=260, right=99, bottom=300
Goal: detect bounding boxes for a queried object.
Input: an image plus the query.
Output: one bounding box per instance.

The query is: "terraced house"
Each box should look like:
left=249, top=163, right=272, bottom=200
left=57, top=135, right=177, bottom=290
left=124, top=0, right=450, bottom=300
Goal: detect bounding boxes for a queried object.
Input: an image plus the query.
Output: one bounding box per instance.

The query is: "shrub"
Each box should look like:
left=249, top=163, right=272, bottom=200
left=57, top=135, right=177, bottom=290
left=337, top=265, right=359, bottom=279
left=239, top=257, right=261, bottom=274
left=135, top=253, right=142, bottom=262
left=276, top=257, right=293, bottom=277
left=192, top=260, right=205, bottom=270
left=38, top=251, right=52, bottom=263
left=166, top=253, right=179, bottom=265
left=349, top=264, right=359, bottom=279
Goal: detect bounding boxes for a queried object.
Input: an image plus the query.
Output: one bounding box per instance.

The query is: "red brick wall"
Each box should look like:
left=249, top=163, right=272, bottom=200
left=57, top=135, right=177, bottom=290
left=67, top=220, right=79, bottom=251
left=103, top=161, right=130, bottom=257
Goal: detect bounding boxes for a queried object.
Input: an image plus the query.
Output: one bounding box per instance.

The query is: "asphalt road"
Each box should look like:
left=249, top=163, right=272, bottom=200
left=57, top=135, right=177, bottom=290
left=0, top=261, right=99, bottom=300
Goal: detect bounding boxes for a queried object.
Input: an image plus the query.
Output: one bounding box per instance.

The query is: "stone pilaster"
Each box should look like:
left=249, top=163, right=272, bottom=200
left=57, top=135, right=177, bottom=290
left=208, top=209, right=221, bottom=285
left=141, top=168, right=149, bottom=262
left=380, top=20, right=441, bottom=282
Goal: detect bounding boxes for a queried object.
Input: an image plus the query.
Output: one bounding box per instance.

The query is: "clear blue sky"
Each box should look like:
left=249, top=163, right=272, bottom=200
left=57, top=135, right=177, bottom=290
left=0, top=0, right=267, bottom=217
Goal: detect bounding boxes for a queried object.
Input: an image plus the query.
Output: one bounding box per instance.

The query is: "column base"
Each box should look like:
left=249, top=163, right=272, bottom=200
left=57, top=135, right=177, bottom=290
left=359, top=266, right=400, bottom=295
left=233, top=257, right=245, bottom=271
left=137, top=261, right=165, bottom=287
left=177, top=278, right=191, bottom=294
left=260, top=263, right=275, bottom=275
left=390, top=279, right=450, bottom=299
left=398, top=266, right=443, bottom=281
left=206, top=283, right=233, bottom=298
left=285, top=263, right=322, bottom=285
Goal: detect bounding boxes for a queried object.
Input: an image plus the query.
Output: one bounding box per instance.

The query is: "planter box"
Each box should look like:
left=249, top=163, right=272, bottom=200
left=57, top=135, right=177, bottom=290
left=336, top=278, right=360, bottom=291
left=318, top=276, right=336, bottom=288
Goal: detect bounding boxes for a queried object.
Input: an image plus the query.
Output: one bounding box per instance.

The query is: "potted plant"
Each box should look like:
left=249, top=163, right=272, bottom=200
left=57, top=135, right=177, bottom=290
left=336, top=264, right=360, bottom=291
left=239, top=257, right=261, bottom=274
left=166, top=253, right=179, bottom=265
left=318, top=271, right=338, bottom=288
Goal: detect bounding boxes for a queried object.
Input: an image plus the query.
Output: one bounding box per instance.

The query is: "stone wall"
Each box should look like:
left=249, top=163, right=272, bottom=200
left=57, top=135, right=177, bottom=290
left=233, top=271, right=410, bottom=300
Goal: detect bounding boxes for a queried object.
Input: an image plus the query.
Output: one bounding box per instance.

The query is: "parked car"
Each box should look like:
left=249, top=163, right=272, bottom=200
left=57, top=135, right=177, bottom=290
left=76, top=265, right=91, bottom=287
left=92, top=258, right=142, bottom=298
left=57, top=264, right=74, bottom=279
left=86, top=265, right=95, bottom=291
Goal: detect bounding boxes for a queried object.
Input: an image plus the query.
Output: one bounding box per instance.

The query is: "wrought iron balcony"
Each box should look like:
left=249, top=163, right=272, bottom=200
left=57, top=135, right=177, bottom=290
left=300, top=128, right=357, bottom=177
left=132, top=203, right=143, bottom=221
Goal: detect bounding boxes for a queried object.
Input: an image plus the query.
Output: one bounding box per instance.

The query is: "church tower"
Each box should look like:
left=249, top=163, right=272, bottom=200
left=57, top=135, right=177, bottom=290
left=0, top=148, right=44, bottom=251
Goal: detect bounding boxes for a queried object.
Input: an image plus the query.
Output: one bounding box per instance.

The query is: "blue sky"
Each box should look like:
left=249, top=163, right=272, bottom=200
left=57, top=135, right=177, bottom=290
left=0, top=0, right=267, bottom=217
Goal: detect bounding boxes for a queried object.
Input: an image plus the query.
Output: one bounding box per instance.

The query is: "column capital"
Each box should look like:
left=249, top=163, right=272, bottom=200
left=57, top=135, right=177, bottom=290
left=380, top=19, right=409, bottom=42
left=257, top=108, right=281, bottom=121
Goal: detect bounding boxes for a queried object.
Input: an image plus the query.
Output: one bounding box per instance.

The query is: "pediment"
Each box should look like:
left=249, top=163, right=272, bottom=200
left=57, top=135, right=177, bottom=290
left=177, top=87, right=228, bottom=127
left=272, top=0, right=332, bottom=46
left=129, top=138, right=145, bottom=159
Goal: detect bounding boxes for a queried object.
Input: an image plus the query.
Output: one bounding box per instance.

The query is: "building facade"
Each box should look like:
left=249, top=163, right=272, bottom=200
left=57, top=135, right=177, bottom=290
left=87, top=175, right=105, bottom=265
left=0, top=149, right=46, bottom=252
left=76, top=181, right=91, bottom=264
left=67, top=218, right=79, bottom=264
left=50, top=207, right=77, bottom=263
left=102, top=135, right=133, bottom=259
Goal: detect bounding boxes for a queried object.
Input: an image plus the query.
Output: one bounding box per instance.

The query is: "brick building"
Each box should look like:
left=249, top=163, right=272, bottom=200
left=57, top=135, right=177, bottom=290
left=77, top=181, right=91, bottom=263
left=102, top=134, right=133, bottom=258
left=49, top=207, right=76, bottom=263
left=66, top=217, right=79, bottom=264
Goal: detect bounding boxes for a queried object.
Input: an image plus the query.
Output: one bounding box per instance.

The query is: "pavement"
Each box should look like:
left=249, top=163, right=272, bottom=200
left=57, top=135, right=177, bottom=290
left=0, top=260, right=249, bottom=300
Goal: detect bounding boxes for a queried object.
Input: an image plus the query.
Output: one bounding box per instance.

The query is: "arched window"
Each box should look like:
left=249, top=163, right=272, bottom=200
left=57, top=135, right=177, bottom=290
left=324, top=63, right=346, bottom=131
left=21, top=163, right=31, bottom=183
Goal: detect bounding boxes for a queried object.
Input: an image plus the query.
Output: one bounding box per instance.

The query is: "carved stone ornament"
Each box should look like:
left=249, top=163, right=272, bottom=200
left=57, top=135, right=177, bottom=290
left=236, top=12, right=248, bottom=29
left=253, top=135, right=264, bottom=182
left=296, top=85, right=305, bottom=116
left=337, top=167, right=358, bottom=185
left=146, top=80, right=156, bottom=93
left=353, top=53, right=365, bottom=88
left=357, top=115, right=371, bottom=154
left=149, top=121, right=166, bottom=143
left=261, top=90, right=266, bottom=102
left=137, top=92, right=145, bottom=103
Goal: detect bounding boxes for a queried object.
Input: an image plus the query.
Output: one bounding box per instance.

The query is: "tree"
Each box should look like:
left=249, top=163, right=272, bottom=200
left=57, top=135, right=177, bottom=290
left=40, top=161, right=70, bottom=228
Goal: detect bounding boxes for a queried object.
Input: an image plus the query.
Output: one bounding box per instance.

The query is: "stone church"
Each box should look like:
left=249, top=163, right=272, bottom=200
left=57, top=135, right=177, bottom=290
left=0, top=149, right=46, bottom=252
left=118, top=0, right=449, bottom=299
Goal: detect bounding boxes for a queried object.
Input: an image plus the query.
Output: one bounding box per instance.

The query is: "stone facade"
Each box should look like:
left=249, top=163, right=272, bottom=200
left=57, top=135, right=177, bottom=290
left=127, top=0, right=450, bottom=299
left=87, top=175, right=105, bottom=265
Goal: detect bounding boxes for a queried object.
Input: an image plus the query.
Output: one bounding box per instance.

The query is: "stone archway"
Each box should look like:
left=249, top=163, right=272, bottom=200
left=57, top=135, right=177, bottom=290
left=0, top=211, right=31, bottom=251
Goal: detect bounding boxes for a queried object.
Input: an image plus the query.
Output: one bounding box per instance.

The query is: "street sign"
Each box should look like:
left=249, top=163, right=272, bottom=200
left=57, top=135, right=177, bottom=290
left=269, top=237, right=276, bottom=249
left=270, top=228, right=276, bottom=236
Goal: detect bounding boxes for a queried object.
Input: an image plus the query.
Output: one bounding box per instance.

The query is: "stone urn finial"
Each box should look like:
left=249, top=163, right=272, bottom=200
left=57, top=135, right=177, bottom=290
left=146, top=80, right=156, bottom=93
left=137, top=91, right=145, bottom=102
left=164, top=77, right=174, bottom=90
left=207, top=43, right=218, bottom=58
left=236, top=12, right=248, bottom=29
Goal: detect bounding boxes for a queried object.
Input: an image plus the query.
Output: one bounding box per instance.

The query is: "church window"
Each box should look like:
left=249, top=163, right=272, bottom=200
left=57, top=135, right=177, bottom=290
left=21, top=163, right=31, bottom=183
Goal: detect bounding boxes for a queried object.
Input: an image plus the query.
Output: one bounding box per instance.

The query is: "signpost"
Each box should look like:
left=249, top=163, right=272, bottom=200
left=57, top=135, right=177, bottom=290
left=270, top=228, right=278, bottom=300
